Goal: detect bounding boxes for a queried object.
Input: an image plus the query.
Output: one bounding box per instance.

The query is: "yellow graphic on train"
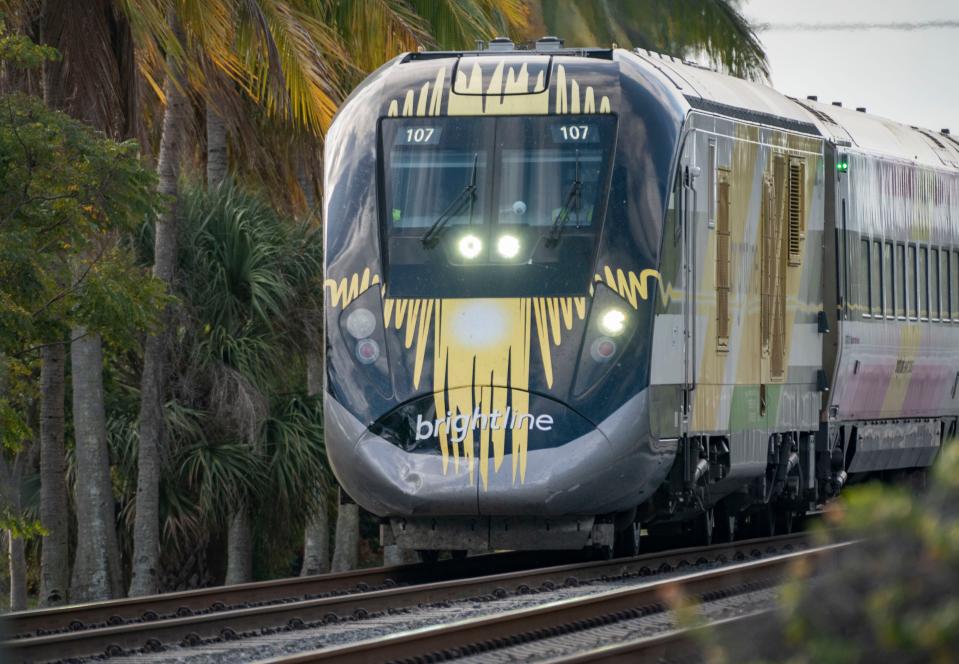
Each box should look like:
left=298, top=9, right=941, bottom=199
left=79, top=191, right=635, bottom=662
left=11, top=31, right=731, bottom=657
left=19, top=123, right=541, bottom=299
left=325, top=264, right=665, bottom=490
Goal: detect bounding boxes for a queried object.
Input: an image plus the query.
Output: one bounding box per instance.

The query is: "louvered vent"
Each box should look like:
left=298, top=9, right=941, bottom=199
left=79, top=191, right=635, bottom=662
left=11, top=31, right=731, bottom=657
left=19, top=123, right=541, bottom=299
left=787, top=158, right=805, bottom=266
left=716, top=170, right=731, bottom=352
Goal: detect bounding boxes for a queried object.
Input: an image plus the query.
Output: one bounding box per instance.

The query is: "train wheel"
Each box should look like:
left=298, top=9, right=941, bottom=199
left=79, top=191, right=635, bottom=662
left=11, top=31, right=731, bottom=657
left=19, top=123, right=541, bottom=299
left=694, top=508, right=714, bottom=546
left=713, top=503, right=737, bottom=543
left=613, top=522, right=641, bottom=558
left=760, top=505, right=777, bottom=537
left=416, top=549, right=440, bottom=563
left=777, top=509, right=794, bottom=534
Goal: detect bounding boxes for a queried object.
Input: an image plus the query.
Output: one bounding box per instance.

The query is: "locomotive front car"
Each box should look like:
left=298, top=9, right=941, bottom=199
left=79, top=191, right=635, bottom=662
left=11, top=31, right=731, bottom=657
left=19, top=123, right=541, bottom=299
left=323, top=43, right=683, bottom=553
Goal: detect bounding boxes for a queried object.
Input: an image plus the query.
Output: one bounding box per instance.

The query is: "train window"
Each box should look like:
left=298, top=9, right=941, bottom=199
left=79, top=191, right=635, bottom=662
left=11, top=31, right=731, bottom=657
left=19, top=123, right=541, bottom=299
left=946, top=249, right=954, bottom=321
left=932, top=248, right=942, bottom=321
left=919, top=246, right=929, bottom=320
left=884, top=241, right=894, bottom=319
left=929, top=249, right=945, bottom=320
left=380, top=114, right=617, bottom=298
left=383, top=118, right=489, bottom=230
left=940, top=248, right=949, bottom=321
left=952, top=250, right=959, bottom=321
left=909, top=244, right=918, bottom=319
left=860, top=239, right=871, bottom=316
left=896, top=243, right=906, bottom=318
left=873, top=240, right=883, bottom=317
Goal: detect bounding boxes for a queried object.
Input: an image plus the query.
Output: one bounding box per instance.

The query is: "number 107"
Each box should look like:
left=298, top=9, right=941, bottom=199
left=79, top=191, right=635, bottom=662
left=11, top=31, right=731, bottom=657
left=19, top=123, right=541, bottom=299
left=559, top=125, right=589, bottom=140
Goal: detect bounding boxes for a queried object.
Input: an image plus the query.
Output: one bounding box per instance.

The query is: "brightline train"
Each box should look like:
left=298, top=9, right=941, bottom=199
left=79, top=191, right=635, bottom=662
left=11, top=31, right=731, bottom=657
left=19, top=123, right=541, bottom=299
left=323, top=37, right=959, bottom=556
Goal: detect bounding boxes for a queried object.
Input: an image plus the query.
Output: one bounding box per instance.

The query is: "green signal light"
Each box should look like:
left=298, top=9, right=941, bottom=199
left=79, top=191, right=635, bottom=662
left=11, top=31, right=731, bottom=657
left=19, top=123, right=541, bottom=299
left=837, top=161, right=849, bottom=172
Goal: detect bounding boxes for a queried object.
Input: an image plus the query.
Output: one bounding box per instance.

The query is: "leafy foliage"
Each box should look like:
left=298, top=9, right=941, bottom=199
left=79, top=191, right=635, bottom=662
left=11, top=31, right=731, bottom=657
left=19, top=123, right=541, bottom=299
left=530, top=0, right=768, bottom=81
left=0, top=91, right=164, bottom=468
left=0, top=93, right=164, bottom=351
left=112, top=183, right=327, bottom=582
left=708, top=443, right=959, bottom=663
left=0, top=13, right=58, bottom=69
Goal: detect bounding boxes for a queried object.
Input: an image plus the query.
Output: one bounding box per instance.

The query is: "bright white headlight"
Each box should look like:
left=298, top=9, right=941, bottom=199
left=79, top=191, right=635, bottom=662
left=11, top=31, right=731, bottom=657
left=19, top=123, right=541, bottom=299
left=345, top=307, right=376, bottom=339
left=496, top=234, right=521, bottom=259
left=599, top=308, right=627, bottom=336
left=458, top=234, right=482, bottom=259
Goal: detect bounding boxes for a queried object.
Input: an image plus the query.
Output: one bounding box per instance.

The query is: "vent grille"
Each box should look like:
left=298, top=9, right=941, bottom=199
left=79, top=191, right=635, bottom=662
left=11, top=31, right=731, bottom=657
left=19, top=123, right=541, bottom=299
left=788, top=158, right=805, bottom=266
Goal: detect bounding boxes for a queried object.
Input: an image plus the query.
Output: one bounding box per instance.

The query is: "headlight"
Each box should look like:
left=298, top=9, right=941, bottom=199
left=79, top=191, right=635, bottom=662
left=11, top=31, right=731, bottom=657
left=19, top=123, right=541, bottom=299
left=599, top=308, right=627, bottom=336
left=345, top=308, right=376, bottom=339
left=355, top=338, right=380, bottom=364
left=496, top=234, right=521, bottom=259
left=458, top=234, right=483, bottom=259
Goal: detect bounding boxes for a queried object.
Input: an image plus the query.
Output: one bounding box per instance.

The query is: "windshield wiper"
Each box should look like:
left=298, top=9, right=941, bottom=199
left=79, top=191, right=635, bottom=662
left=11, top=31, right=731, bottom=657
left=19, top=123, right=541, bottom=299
left=421, top=153, right=478, bottom=248
left=546, top=149, right=582, bottom=247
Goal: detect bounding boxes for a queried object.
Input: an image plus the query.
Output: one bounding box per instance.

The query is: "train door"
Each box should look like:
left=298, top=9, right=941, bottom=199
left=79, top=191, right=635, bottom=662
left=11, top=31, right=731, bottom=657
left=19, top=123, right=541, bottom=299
left=759, top=154, right=788, bottom=416
left=681, top=147, right=698, bottom=432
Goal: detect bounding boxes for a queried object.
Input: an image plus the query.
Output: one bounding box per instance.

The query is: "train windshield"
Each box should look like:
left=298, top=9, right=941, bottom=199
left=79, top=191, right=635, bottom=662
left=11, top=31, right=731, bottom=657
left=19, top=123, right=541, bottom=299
left=380, top=114, right=616, bottom=298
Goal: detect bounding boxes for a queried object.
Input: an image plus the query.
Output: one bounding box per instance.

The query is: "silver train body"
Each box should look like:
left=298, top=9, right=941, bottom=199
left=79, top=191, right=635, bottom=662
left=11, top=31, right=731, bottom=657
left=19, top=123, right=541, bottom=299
left=322, top=42, right=959, bottom=553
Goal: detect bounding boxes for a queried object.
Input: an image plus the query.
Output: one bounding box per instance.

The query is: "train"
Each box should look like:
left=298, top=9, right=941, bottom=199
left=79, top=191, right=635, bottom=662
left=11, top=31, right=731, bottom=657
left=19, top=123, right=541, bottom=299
left=322, top=36, right=959, bottom=557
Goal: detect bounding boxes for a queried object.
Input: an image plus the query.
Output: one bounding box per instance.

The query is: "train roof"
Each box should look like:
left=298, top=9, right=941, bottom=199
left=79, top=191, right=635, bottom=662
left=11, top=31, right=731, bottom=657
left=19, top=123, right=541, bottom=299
left=633, top=48, right=959, bottom=172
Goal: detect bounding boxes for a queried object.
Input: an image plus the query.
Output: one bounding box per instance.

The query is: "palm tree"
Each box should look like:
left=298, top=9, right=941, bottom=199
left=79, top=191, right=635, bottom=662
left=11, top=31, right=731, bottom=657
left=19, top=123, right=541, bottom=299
left=123, top=0, right=346, bottom=594
left=11, top=0, right=142, bottom=601
left=527, top=0, right=768, bottom=81
left=124, top=183, right=326, bottom=586
left=38, top=342, right=68, bottom=606
left=70, top=328, right=125, bottom=601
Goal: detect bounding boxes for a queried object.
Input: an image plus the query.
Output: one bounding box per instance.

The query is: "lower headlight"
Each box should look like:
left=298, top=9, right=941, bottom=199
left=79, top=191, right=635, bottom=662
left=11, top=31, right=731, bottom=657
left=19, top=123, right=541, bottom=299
left=346, top=308, right=377, bottom=339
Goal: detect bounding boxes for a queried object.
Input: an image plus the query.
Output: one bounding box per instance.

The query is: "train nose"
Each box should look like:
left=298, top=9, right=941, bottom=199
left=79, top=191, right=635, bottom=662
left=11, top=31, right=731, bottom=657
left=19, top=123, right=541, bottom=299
left=325, top=388, right=672, bottom=518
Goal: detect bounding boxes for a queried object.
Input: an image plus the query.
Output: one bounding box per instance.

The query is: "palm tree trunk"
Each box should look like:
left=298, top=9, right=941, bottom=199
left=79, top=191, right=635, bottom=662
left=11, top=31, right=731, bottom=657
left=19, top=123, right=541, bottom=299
left=39, top=342, right=69, bottom=606
left=8, top=533, right=27, bottom=611
left=206, top=102, right=227, bottom=186
left=0, top=451, right=30, bottom=612
left=300, top=498, right=329, bottom=576
left=211, top=102, right=246, bottom=581
left=300, top=334, right=330, bottom=576
left=70, top=327, right=123, bottom=602
left=330, top=489, right=359, bottom=572
left=296, top=151, right=317, bottom=217
left=130, top=49, right=187, bottom=598
left=224, top=511, right=253, bottom=584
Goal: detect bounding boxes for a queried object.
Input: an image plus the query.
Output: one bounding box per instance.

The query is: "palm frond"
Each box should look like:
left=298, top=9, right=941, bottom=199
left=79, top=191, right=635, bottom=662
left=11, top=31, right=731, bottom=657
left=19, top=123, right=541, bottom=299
left=533, top=0, right=768, bottom=81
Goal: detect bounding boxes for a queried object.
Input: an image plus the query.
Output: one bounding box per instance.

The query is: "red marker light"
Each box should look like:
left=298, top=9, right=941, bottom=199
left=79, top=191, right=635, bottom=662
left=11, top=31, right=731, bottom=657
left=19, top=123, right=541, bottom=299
left=590, top=336, right=617, bottom=362
left=356, top=338, right=380, bottom=364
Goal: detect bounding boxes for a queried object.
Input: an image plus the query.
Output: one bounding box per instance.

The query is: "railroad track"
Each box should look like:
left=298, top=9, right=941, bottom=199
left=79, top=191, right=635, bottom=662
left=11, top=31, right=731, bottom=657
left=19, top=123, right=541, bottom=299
left=4, top=533, right=818, bottom=663
left=536, top=611, right=768, bottom=663
left=6, top=549, right=580, bottom=640
left=263, top=541, right=848, bottom=664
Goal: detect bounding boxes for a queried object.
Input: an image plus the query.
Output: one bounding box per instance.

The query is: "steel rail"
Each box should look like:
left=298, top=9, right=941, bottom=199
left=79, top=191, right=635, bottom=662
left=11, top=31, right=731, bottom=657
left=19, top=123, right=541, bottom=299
left=6, top=549, right=577, bottom=638
left=538, top=611, right=770, bottom=663
left=260, top=542, right=849, bottom=664
left=3, top=533, right=812, bottom=662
